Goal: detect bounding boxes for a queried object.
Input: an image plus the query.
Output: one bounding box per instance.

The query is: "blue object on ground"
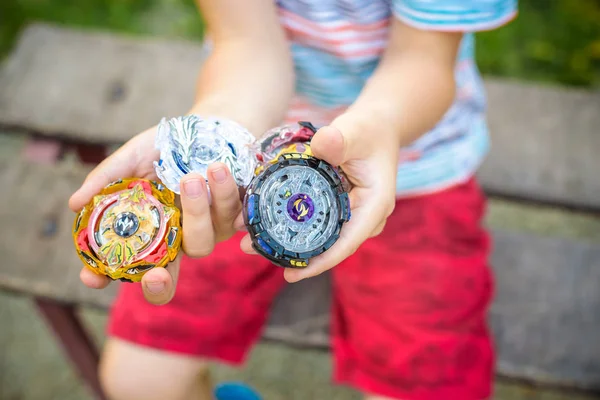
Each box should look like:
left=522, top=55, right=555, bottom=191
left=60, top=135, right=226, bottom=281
left=214, top=382, right=262, bottom=400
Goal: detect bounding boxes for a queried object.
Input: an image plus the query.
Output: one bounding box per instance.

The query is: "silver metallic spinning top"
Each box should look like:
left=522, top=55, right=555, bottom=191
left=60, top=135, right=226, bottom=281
left=243, top=122, right=351, bottom=268
left=154, top=115, right=256, bottom=194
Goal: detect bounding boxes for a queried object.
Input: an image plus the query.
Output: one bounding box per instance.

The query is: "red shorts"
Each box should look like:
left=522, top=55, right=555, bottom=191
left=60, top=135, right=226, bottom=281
left=108, top=178, right=494, bottom=400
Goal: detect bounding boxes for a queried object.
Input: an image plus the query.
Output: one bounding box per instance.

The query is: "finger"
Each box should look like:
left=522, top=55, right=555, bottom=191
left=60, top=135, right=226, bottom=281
left=68, top=141, right=138, bottom=212
left=141, top=256, right=180, bottom=305
left=80, top=268, right=111, bottom=289
left=233, top=212, right=247, bottom=232
left=371, top=220, right=386, bottom=238
left=207, top=163, right=243, bottom=241
left=284, top=189, right=383, bottom=283
left=180, top=173, right=215, bottom=258
left=240, top=233, right=259, bottom=255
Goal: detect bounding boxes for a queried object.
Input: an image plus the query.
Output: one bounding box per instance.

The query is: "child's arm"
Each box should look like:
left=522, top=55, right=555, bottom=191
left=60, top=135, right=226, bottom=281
left=190, top=0, right=294, bottom=135
left=71, top=0, right=294, bottom=303
left=277, top=5, right=516, bottom=282
left=346, top=20, right=462, bottom=147
left=270, top=18, right=461, bottom=282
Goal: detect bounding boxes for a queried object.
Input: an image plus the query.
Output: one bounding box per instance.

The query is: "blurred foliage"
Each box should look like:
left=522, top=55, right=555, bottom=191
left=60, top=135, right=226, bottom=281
left=476, top=0, right=600, bottom=87
left=0, top=0, right=205, bottom=56
left=1, top=0, right=600, bottom=87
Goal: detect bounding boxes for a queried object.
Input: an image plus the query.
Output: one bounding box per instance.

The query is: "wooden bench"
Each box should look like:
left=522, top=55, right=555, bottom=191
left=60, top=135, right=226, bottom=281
left=1, top=23, right=600, bottom=399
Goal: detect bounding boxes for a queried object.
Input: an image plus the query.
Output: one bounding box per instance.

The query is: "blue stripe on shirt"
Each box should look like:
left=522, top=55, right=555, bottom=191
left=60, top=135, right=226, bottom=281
left=393, top=0, right=516, bottom=29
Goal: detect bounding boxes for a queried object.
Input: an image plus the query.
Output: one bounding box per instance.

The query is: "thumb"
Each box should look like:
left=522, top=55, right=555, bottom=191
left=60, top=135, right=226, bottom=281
left=310, top=125, right=348, bottom=166
left=311, top=114, right=364, bottom=166
left=68, top=141, right=137, bottom=212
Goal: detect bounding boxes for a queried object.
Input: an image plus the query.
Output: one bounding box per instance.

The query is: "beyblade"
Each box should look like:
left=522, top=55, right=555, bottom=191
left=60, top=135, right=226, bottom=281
left=154, top=115, right=256, bottom=194
left=73, top=179, right=182, bottom=282
left=253, top=121, right=316, bottom=174
left=243, top=122, right=351, bottom=268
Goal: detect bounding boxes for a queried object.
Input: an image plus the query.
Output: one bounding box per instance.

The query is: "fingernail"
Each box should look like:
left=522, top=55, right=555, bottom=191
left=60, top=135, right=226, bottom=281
left=212, top=167, right=228, bottom=184
left=183, top=179, right=204, bottom=198
left=146, top=281, right=165, bottom=294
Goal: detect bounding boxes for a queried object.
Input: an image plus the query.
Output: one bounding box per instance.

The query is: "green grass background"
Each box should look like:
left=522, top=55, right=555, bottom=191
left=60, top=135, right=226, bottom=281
left=1, top=0, right=600, bottom=87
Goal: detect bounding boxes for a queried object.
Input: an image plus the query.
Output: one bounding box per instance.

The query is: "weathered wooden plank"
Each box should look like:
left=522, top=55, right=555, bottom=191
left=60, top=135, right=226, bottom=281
left=265, top=272, right=330, bottom=348
left=2, top=157, right=600, bottom=389
left=2, top=24, right=600, bottom=208
left=0, top=157, right=119, bottom=307
left=480, top=79, right=600, bottom=210
left=490, top=231, right=600, bottom=390
left=0, top=23, right=208, bottom=144
left=0, top=155, right=330, bottom=337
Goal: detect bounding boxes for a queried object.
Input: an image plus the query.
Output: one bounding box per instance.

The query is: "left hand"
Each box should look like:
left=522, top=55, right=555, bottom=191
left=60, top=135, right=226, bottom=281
left=69, top=126, right=243, bottom=305
left=239, top=112, right=400, bottom=282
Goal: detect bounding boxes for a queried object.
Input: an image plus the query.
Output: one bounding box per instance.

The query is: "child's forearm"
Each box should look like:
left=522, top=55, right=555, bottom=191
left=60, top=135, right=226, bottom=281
left=190, top=41, right=294, bottom=136
left=347, top=20, right=462, bottom=146
left=188, top=0, right=294, bottom=137
left=351, top=54, right=456, bottom=145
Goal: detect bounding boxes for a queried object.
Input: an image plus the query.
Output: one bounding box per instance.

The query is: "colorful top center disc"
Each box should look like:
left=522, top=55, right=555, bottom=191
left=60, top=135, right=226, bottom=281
left=73, top=179, right=182, bottom=282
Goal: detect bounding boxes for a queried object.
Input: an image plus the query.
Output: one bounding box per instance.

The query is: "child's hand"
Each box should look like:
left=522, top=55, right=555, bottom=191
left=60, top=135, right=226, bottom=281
left=69, top=126, right=243, bottom=305
left=247, top=19, right=463, bottom=282
left=240, top=112, right=400, bottom=282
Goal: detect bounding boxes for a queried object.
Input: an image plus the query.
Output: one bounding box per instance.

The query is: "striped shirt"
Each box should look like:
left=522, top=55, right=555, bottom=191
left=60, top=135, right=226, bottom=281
left=277, top=0, right=517, bottom=197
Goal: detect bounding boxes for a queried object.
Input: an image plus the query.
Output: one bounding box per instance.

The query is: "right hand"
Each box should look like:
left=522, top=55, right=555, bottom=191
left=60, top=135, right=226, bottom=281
left=69, top=126, right=244, bottom=305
